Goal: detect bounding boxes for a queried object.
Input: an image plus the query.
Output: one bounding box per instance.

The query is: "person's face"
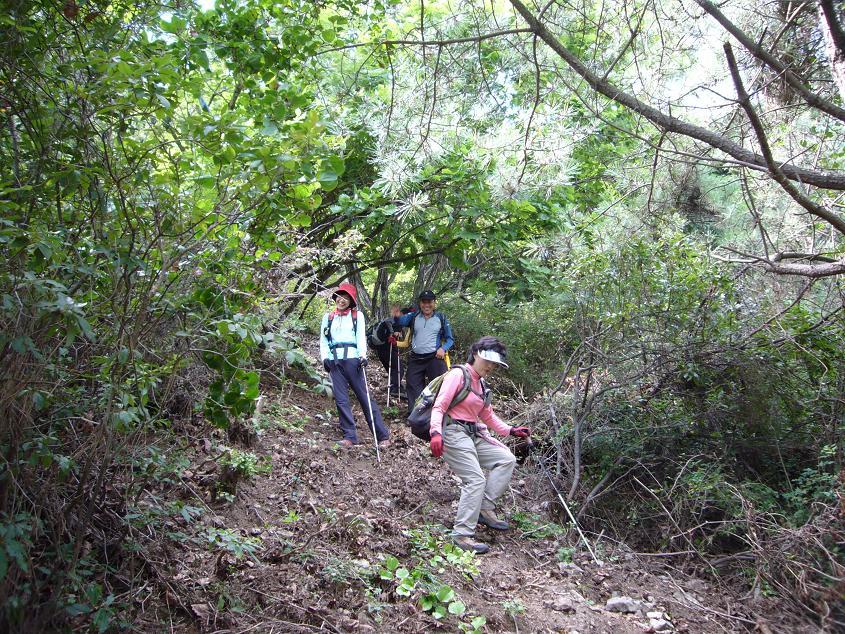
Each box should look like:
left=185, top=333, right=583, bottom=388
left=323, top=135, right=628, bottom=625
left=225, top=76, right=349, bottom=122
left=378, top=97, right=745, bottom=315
left=390, top=305, right=401, bottom=318
left=472, top=356, right=498, bottom=378
left=419, top=299, right=435, bottom=316
left=335, top=293, right=351, bottom=310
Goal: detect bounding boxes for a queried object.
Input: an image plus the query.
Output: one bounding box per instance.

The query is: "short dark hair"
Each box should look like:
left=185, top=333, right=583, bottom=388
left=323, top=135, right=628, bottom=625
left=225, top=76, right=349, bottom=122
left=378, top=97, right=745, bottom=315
left=467, top=336, right=507, bottom=365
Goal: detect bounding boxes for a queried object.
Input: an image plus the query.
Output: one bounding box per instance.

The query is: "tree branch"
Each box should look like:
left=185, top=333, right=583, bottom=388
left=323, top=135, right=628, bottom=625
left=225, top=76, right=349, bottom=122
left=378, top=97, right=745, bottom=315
left=507, top=0, right=845, bottom=190
left=723, top=42, right=845, bottom=236
left=819, top=0, right=845, bottom=55
left=316, top=28, right=535, bottom=55
left=695, top=0, right=845, bottom=123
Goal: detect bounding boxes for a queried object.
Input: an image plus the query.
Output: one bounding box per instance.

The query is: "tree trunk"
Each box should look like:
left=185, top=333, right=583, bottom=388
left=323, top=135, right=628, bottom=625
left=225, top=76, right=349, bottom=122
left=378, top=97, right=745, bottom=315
left=819, top=0, right=845, bottom=104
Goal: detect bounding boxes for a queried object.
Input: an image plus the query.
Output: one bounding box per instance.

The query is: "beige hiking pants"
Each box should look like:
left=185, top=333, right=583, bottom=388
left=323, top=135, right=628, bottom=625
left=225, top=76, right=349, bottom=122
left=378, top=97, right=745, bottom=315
left=443, top=424, right=516, bottom=537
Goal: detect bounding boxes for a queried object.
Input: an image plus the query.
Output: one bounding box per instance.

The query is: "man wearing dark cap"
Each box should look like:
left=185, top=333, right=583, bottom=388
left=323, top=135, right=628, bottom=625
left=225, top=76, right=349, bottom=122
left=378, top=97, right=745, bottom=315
left=392, top=290, right=455, bottom=413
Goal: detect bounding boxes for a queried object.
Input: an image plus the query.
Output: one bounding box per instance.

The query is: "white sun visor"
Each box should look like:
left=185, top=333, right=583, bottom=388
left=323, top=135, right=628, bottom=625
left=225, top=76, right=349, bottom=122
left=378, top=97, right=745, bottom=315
left=477, top=349, right=509, bottom=367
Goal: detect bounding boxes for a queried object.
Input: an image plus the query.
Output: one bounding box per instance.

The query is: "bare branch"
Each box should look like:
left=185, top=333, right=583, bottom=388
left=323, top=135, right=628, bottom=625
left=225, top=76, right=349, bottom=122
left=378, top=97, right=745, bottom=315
left=723, top=42, right=845, bottom=236
left=695, top=0, right=845, bottom=122
left=507, top=0, right=845, bottom=191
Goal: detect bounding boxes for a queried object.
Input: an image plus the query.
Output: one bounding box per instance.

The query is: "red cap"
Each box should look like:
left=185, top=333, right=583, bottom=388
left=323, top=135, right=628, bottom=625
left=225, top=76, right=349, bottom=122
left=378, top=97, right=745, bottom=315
left=332, top=283, right=357, bottom=307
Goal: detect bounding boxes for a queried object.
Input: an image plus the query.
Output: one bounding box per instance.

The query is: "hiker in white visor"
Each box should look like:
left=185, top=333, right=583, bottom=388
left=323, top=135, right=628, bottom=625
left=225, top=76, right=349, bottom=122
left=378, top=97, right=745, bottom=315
left=429, top=336, right=531, bottom=554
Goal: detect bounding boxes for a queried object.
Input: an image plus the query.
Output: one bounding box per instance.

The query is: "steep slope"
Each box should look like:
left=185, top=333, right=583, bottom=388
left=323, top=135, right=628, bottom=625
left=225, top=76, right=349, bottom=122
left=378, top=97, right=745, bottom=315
left=130, top=337, right=809, bottom=633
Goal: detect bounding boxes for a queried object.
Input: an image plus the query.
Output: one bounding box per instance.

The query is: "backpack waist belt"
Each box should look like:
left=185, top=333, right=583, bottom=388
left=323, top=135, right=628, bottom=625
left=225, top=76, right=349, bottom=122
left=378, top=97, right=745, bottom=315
left=446, top=417, right=479, bottom=438
left=329, top=341, right=357, bottom=361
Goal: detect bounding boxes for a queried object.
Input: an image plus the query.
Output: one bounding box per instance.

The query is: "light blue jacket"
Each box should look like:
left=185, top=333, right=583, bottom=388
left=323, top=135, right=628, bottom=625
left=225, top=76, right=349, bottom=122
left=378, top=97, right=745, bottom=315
left=320, top=310, right=368, bottom=361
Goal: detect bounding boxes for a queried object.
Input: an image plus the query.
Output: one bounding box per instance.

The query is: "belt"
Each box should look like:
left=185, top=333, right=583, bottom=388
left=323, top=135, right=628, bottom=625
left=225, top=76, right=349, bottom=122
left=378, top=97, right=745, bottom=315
left=410, top=351, right=437, bottom=360
left=447, top=418, right=479, bottom=437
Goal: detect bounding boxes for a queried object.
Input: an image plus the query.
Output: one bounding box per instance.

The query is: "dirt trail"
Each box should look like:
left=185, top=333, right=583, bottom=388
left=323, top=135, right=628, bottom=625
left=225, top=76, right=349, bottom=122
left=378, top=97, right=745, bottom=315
left=136, top=339, right=799, bottom=633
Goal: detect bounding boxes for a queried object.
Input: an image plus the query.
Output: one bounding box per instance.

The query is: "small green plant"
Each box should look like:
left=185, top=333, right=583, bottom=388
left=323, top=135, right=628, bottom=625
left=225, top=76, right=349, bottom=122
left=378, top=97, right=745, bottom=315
left=254, top=402, right=309, bottom=433
left=428, top=542, right=479, bottom=578
left=502, top=597, right=526, bottom=618
left=203, top=528, right=262, bottom=561
left=783, top=445, right=839, bottom=526
left=459, top=615, right=487, bottom=633
left=405, top=526, right=479, bottom=577
left=281, top=509, right=300, bottom=524
left=379, top=555, right=417, bottom=596
left=319, top=507, right=338, bottom=522
left=511, top=511, right=565, bottom=539
left=321, top=556, right=373, bottom=585
left=0, top=512, right=36, bottom=583
left=64, top=583, right=119, bottom=634
left=211, top=580, right=248, bottom=613
left=420, top=583, right=466, bottom=620
left=366, top=586, right=390, bottom=624
left=218, top=447, right=271, bottom=479
left=378, top=538, right=484, bottom=627
left=556, top=546, right=575, bottom=563
left=383, top=404, right=400, bottom=417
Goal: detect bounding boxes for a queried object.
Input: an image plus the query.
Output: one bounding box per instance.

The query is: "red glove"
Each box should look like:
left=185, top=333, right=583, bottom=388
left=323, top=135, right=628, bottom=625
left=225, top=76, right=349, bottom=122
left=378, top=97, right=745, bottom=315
left=510, top=426, right=531, bottom=438
left=388, top=335, right=397, bottom=345
left=430, top=432, right=443, bottom=458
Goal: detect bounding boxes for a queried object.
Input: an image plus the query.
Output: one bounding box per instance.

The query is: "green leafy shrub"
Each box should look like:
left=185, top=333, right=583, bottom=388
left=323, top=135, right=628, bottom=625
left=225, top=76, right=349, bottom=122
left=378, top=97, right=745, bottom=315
left=204, top=528, right=263, bottom=561
left=511, top=512, right=566, bottom=539
left=218, top=447, right=271, bottom=479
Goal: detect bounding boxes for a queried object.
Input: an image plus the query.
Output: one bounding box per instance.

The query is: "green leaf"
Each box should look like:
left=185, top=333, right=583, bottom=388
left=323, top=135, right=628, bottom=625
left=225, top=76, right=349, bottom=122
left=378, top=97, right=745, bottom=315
left=66, top=603, right=91, bottom=617
left=435, top=585, right=454, bottom=602
left=6, top=539, right=28, bottom=571
left=261, top=116, right=279, bottom=135
left=448, top=600, right=465, bottom=615
left=161, top=15, right=187, bottom=34
left=317, top=155, right=344, bottom=191
left=93, top=607, right=112, bottom=634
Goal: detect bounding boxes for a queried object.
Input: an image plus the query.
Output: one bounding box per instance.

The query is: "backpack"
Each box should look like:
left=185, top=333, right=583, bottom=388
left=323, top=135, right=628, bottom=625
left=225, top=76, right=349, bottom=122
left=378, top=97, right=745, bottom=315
left=407, top=365, right=490, bottom=441
left=366, top=318, right=392, bottom=348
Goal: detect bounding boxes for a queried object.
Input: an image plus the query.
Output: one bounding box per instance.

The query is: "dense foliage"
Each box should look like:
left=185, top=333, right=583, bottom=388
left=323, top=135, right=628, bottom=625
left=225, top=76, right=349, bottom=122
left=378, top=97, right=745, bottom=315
left=1, top=0, right=842, bottom=630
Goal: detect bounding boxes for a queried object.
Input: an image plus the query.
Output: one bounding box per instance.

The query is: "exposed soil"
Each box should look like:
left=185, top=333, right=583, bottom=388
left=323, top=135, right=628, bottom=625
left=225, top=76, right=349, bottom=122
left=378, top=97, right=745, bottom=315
left=130, top=337, right=814, bottom=633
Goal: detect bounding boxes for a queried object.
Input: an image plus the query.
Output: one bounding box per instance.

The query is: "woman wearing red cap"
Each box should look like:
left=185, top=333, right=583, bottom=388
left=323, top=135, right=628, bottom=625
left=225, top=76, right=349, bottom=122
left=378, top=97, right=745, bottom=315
left=320, top=283, right=390, bottom=449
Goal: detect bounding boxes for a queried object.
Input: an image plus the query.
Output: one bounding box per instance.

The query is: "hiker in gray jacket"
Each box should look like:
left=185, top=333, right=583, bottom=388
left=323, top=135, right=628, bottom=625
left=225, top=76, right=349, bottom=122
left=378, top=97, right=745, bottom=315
left=392, top=290, right=454, bottom=412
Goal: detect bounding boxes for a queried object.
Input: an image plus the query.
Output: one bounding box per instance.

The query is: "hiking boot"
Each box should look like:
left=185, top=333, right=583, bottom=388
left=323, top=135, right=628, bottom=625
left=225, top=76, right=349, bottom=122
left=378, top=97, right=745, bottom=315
left=337, top=439, right=355, bottom=449
left=477, top=510, right=509, bottom=531
left=378, top=439, right=391, bottom=448
left=452, top=535, right=490, bottom=554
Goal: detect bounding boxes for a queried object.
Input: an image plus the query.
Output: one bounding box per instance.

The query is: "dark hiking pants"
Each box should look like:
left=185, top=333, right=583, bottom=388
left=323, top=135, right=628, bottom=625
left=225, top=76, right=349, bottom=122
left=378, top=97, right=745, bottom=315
left=330, top=359, right=389, bottom=443
left=406, top=353, right=448, bottom=413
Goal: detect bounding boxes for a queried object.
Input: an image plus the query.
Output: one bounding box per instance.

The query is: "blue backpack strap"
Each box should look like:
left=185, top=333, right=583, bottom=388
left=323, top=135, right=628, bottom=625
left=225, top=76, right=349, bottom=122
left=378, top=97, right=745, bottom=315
left=434, top=311, right=454, bottom=351
left=324, top=309, right=358, bottom=361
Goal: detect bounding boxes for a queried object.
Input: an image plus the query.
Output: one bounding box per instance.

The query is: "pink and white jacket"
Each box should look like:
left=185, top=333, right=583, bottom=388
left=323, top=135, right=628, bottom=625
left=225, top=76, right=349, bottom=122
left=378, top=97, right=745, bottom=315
left=429, top=365, right=512, bottom=439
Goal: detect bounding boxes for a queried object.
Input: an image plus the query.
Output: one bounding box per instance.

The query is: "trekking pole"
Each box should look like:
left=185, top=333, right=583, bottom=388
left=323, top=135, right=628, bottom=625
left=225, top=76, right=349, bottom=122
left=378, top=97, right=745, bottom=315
left=537, top=457, right=599, bottom=564
left=387, top=343, right=393, bottom=408
left=361, top=366, right=381, bottom=463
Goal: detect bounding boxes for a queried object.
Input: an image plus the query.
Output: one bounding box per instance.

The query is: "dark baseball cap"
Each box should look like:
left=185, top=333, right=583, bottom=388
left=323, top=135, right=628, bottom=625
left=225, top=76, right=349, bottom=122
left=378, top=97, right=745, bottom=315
left=418, top=290, right=436, bottom=301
